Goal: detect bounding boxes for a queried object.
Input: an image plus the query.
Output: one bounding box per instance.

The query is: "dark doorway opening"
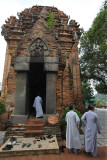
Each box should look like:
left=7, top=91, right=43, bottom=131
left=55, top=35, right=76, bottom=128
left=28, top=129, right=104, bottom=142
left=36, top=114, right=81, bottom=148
left=29, top=63, right=46, bottom=116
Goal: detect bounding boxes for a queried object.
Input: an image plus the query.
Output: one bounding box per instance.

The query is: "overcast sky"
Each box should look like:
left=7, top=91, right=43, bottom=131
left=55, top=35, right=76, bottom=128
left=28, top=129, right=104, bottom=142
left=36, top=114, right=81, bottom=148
left=0, top=0, right=105, bottom=84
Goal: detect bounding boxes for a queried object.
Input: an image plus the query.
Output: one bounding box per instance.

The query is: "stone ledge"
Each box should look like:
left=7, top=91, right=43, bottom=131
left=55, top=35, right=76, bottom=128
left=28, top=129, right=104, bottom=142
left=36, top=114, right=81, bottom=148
left=14, top=63, right=29, bottom=71
left=44, top=63, right=58, bottom=71
left=10, top=115, right=28, bottom=125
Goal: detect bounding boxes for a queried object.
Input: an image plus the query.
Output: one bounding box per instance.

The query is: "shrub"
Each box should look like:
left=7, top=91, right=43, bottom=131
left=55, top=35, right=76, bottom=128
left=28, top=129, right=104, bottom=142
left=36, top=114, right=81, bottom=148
left=60, top=107, right=82, bottom=125
left=0, top=101, right=6, bottom=115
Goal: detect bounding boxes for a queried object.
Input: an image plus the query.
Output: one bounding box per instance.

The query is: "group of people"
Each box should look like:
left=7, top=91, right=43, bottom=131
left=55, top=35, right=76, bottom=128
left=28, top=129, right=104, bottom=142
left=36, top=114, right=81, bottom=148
left=33, top=94, right=101, bottom=157
left=66, top=104, right=101, bottom=157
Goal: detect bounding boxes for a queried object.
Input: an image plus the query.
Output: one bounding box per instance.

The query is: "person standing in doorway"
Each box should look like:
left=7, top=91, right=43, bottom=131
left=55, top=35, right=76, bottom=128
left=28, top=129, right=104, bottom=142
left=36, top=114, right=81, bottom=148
left=81, top=104, right=101, bottom=157
left=33, top=93, right=43, bottom=118
left=66, top=104, right=82, bottom=154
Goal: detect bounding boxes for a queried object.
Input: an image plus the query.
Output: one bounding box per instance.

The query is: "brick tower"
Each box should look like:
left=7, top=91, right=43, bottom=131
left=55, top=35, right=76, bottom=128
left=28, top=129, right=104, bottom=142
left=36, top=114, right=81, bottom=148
left=1, top=6, right=83, bottom=124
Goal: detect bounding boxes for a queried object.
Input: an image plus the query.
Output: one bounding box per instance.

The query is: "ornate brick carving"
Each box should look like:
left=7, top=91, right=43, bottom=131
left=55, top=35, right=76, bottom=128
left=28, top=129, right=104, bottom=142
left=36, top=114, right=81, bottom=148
left=27, top=37, right=49, bottom=57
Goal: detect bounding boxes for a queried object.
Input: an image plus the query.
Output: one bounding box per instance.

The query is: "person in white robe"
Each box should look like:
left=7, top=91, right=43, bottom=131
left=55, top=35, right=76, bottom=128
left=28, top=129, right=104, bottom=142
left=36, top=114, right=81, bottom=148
left=33, top=95, right=43, bottom=118
left=81, top=104, right=101, bottom=157
left=65, top=104, right=82, bottom=153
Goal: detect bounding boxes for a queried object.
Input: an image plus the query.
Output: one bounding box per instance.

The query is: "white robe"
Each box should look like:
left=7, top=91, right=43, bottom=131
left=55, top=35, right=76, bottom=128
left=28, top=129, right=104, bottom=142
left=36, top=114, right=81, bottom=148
left=65, top=110, right=82, bottom=149
left=81, top=110, right=101, bottom=157
left=33, top=96, right=43, bottom=118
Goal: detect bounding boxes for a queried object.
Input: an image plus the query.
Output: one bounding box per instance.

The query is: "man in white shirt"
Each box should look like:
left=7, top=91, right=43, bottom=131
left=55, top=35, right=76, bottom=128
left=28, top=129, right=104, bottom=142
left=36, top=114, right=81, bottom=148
left=66, top=104, right=82, bottom=154
left=81, top=105, right=101, bottom=157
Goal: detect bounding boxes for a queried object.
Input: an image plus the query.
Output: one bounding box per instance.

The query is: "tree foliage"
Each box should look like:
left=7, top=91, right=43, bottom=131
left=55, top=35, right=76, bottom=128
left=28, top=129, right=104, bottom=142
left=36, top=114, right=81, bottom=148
left=79, top=0, right=107, bottom=94
left=81, top=82, right=94, bottom=104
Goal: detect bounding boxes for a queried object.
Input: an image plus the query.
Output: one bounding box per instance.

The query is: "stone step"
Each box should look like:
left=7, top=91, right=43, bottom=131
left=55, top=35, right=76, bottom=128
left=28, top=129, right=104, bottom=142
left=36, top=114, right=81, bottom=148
left=11, top=125, right=26, bottom=128
left=7, top=128, right=26, bottom=131
left=5, top=131, right=25, bottom=136
left=27, top=118, right=43, bottom=124
left=24, top=130, right=43, bottom=137
left=25, top=124, right=44, bottom=130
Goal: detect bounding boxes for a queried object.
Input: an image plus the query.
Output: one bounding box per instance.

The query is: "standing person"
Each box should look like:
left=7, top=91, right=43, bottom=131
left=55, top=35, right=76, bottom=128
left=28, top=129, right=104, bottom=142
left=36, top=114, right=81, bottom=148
left=65, top=104, right=82, bottom=154
left=33, top=94, right=43, bottom=118
left=81, top=104, right=101, bottom=157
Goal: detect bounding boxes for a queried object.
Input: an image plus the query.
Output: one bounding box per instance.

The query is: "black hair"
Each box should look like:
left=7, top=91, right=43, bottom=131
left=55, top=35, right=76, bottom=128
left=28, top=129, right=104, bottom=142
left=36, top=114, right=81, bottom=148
left=69, top=104, right=74, bottom=110
left=37, top=92, right=40, bottom=96
left=88, top=104, right=94, bottom=110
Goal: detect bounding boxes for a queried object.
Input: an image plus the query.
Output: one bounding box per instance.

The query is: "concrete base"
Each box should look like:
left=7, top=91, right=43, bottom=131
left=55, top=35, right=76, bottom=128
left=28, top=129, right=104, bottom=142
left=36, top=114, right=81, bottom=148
left=10, top=115, right=28, bottom=125
left=0, top=136, right=59, bottom=157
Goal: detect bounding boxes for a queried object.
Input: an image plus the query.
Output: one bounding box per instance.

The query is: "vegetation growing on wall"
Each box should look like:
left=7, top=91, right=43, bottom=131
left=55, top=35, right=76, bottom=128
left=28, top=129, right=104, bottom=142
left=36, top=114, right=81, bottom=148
left=46, top=11, right=56, bottom=31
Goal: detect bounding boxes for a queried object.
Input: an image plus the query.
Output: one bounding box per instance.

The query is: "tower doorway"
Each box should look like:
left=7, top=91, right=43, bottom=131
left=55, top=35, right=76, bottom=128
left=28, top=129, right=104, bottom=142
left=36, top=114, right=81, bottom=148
left=29, top=63, right=46, bottom=116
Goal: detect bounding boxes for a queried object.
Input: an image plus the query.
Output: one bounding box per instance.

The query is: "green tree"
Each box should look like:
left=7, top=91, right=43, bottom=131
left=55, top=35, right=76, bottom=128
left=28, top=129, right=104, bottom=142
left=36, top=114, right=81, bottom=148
left=81, top=82, right=94, bottom=104
left=79, top=0, right=107, bottom=94
left=96, top=99, right=101, bottom=107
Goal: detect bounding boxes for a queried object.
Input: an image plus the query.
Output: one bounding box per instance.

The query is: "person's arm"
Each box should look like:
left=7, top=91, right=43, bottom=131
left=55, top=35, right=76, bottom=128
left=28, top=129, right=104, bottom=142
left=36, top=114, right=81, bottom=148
left=41, top=98, right=43, bottom=105
left=33, top=98, right=36, bottom=107
left=65, top=113, right=68, bottom=122
left=40, top=97, right=42, bottom=105
left=96, top=115, right=101, bottom=134
left=81, top=113, right=86, bottom=127
left=75, top=113, right=80, bottom=128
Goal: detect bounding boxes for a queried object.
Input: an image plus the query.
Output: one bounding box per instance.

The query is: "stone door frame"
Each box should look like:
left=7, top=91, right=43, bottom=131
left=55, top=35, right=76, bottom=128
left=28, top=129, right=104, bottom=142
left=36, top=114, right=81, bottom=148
left=14, top=56, right=59, bottom=117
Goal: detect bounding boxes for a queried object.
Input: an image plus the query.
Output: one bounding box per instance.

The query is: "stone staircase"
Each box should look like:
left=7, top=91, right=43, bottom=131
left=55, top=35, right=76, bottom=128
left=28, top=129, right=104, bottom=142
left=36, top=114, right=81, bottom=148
left=24, top=118, right=44, bottom=137
left=4, top=124, right=26, bottom=142
left=4, top=117, right=44, bottom=142
left=4, top=117, right=62, bottom=142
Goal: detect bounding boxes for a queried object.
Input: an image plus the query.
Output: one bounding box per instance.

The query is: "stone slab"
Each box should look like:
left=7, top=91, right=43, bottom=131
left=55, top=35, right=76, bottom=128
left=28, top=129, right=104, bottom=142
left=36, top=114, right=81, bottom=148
left=97, top=134, right=106, bottom=139
left=15, top=57, right=30, bottom=63
left=14, top=62, right=29, bottom=71
left=44, top=63, right=58, bottom=71
left=0, top=135, right=59, bottom=157
left=0, top=132, right=6, bottom=143
left=10, top=115, right=28, bottom=125
left=44, top=57, right=59, bottom=63
left=15, top=56, right=59, bottom=63
left=97, top=138, right=107, bottom=146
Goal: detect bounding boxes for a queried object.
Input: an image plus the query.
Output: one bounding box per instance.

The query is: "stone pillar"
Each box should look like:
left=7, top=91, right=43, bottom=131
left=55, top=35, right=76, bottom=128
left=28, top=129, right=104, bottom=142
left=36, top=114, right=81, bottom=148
left=46, top=72, right=56, bottom=114
left=14, top=72, right=28, bottom=115
left=44, top=57, right=59, bottom=114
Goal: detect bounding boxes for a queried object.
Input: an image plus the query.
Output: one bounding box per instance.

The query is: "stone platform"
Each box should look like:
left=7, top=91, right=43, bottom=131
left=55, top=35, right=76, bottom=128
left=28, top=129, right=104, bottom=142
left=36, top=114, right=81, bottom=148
left=0, top=135, right=59, bottom=157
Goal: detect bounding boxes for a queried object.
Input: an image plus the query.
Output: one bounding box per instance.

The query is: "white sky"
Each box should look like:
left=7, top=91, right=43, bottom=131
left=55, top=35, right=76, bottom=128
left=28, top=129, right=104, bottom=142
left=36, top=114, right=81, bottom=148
left=0, top=0, right=105, bottom=84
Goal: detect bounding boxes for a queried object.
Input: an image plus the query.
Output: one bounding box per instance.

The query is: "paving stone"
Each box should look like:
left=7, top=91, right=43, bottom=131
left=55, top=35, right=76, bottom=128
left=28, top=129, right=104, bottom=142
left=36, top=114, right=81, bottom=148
left=95, top=108, right=107, bottom=146
left=97, top=139, right=107, bottom=146
left=0, top=132, right=6, bottom=143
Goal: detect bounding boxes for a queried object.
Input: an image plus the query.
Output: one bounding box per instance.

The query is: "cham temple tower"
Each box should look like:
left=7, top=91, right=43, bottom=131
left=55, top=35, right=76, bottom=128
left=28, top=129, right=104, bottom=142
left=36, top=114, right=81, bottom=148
left=1, top=5, right=83, bottom=124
